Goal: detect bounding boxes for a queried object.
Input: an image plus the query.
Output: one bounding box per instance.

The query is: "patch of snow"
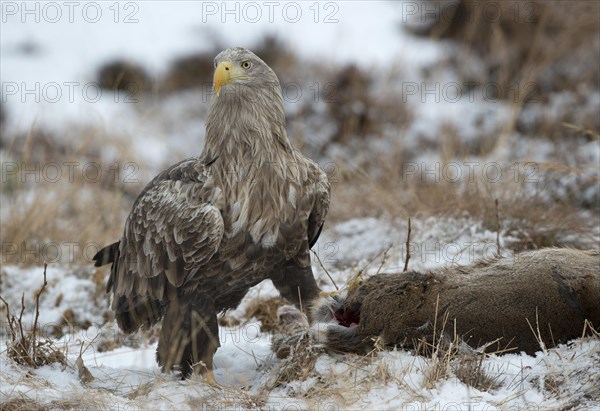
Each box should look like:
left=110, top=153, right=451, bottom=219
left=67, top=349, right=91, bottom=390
left=1, top=215, right=599, bottom=409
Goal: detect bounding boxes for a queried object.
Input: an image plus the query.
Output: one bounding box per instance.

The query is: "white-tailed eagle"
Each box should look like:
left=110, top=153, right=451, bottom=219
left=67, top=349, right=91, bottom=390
left=94, top=47, right=330, bottom=379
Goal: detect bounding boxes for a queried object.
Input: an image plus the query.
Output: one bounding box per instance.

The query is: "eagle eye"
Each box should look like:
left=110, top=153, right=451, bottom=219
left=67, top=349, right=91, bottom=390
left=241, top=60, right=252, bottom=70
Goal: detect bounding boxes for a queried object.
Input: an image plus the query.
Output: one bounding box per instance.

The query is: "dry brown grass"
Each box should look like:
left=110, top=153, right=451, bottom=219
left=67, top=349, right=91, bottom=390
left=327, top=154, right=597, bottom=250
left=411, top=0, right=599, bottom=94
left=409, top=0, right=600, bottom=142
left=0, top=399, right=41, bottom=411
left=242, top=297, right=288, bottom=333
left=268, top=332, right=321, bottom=388
left=453, top=354, right=503, bottom=392
left=310, top=64, right=413, bottom=151
left=0, top=28, right=597, bottom=411
left=97, top=60, right=152, bottom=93
left=3, top=22, right=595, bottom=268
left=160, top=52, right=216, bottom=94
left=318, top=2, right=598, bottom=234
left=0, top=395, right=110, bottom=411
left=527, top=322, right=600, bottom=408
left=184, top=384, right=270, bottom=410
left=1, top=266, right=67, bottom=369
left=1, top=126, right=146, bottom=266
left=409, top=308, right=505, bottom=392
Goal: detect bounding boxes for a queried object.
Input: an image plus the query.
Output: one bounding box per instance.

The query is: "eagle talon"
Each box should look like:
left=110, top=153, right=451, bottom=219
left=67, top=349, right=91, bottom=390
left=202, top=370, right=219, bottom=386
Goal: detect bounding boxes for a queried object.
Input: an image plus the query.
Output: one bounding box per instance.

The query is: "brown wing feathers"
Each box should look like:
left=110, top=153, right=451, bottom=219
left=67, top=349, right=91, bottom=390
left=93, top=48, right=330, bottom=377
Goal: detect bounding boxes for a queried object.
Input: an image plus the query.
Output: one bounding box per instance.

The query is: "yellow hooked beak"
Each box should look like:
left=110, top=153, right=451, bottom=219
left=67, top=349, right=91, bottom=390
left=214, top=61, right=249, bottom=96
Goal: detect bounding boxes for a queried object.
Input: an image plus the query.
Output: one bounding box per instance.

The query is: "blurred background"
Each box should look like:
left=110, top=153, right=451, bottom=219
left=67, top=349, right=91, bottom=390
left=2, top=0, right=599, bottom=267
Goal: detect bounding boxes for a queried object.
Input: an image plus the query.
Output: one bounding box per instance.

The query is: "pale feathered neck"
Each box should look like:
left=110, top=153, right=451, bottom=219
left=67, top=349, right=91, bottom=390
left=203, top=83, right=293, bottom=163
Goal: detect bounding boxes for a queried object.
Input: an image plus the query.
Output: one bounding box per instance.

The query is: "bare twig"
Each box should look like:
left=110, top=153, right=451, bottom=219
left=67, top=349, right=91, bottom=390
left=18, top=293, right=25, bottom=340
left=347, top=246, right=391, bottom=288
left=76, top=341, right=94, bottom=384
left=432, top=294, right=440, bottom=349
left=403, top=217, right=412, bottom=272
left=32, top=264, right=48, bottom=361
left=358, top=247, right=389, bottom=277
left=311, top=250, right=338, bottom=291
left=525, top=307, right=547, bottom=353
left=375, top=245, right=392, bottom=275
left=582, top=319, right=599, bottom=338
left=562, top=122, right=600, bottom=141
left=297, top=286, right=303, bottom=315
left=494, top=199, right=501, bottom=257
left=0, top=295, right=16, bottom=340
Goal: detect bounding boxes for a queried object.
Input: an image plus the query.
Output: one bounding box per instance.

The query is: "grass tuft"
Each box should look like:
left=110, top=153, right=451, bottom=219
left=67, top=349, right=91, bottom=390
left=1, top=265, right=67, bottom=369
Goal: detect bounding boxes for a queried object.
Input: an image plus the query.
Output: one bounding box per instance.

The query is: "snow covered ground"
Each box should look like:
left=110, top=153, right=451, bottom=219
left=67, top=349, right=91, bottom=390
left=2, top=216, right=599, bottom=409
left=1, top=0, right=599, bottom=409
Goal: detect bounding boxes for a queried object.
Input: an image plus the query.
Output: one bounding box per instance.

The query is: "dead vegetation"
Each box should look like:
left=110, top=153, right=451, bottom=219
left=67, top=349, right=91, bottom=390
left=0, top=7, right=597, bottom=409
left=415, top=310, right=504, bottom=391
left=408, top=0, right=599, bottom=93
left=3, top=21, right=596, bottom=265
left=242, top=297, right=288, bottom=333
left=251, top=35, right=299, bottom=77
left=325, top=65, right=380, bottom=145
left=97, top=60, right=152, bottom=93
left=160, top=52, right=216, bottom=94
left=407, top=0, right=600, bottom=139
left=418, top=339, right=504, bottom=392
left=453, top=354, right=503, bottom=392
left=327, top=157, right=597, bottom=251
left=315, top=62, right=412, bottom=151
left=269, top=332, right=321, bottom=388
left=320, top=36, right=598, bottom=232
left=1, top=126, right=144, bottom=266
left=0, top=392, right=110, bottom=411
left=0, top=266, right=598, bottom=409
left=0, top=266, right=66, bottom=369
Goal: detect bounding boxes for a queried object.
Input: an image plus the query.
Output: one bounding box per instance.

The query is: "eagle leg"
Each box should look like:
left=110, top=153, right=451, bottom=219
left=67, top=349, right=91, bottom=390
left=156, top=295, right=220, bottom=379
left=271, top=263, right=321, bottom=320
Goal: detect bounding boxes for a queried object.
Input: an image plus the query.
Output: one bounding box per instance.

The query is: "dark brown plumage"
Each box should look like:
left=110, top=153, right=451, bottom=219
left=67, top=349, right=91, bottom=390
left=94, top=48, right=330, bottom=378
